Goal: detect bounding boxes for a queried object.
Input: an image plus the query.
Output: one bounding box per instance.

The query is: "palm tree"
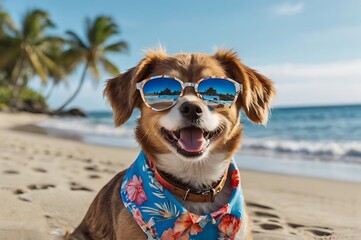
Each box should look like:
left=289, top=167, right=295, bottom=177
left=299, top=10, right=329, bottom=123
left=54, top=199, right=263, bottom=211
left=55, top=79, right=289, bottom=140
left=0, top=9, right=63, bottom=109
left=0, top=4, right=15, bottom=38
left=44, top=40, right=70, bottom=100
left=0, top=4, right=15, bottom=87
left=55, top=15, right=128, bottom=112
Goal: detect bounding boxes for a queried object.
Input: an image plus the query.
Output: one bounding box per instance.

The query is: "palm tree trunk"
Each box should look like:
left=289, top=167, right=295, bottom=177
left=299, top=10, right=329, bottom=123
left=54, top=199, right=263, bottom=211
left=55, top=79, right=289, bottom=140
left=9, top=57, right=25, bottom=111
left=55, top=61, right=89, bottom=112
left=45, top=81, right=56, bottom=100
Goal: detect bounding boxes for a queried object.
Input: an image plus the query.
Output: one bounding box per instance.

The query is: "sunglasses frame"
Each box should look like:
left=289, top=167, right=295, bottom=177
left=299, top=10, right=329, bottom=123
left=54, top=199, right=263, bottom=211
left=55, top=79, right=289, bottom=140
left=136, top=75, right=242, bottom=112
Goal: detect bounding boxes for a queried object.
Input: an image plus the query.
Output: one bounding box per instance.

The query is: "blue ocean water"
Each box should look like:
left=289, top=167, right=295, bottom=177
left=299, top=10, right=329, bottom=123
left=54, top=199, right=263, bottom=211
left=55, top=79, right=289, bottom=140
left=36, top=104, right=361, bottom=182
left=241, top=105, right=361, bottom=163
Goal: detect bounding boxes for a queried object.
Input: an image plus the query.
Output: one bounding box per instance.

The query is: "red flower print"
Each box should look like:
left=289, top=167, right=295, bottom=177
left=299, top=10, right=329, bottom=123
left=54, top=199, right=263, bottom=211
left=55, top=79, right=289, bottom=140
left=131, top=208, right=158, bottom=238
left=218, top=214, right=241, bottom=237
left=126, top=175, right=147, bottom=205
left=131, top=208, right=146, bottom=226
left=161, top=228, right=189, bottom=240
left=211, top=204, right=230, bottom=222
left=173, top=212, right=203, bottom=237
left=231, top=169, right=240, bottom=188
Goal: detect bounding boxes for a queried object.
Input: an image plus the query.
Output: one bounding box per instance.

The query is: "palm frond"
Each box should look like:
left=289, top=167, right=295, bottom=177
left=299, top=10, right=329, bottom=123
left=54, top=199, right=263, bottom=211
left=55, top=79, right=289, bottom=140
left=36, top=48, right=62, bottom=80
left=87, top=16, right=119, bottom=45
left=26, top=46, right=47, bottom=83
left=104, top=41, right=128, bottom=53
left=142, top=201, right=180, bottom=221
left=0, top=37, right=21, bottom=67
left=10, top=57, right=25, bottom=83
left=22, top=9, right=55, bottom=40
left=0, top=5, right=16, bottom=35
left=89, top=58, right=100, bottom=80
left=61, top=48, right=86, bottom=73
left=34, top=35, right=66, bottom=46
left=100, top=57, right=120, bottom=75
left=65, top=30, right=87, bottom=49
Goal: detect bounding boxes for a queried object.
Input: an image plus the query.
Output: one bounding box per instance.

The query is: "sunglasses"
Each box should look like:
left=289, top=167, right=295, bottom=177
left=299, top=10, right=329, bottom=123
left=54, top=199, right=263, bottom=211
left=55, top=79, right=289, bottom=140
left=136, top=75, right=242, bottom=111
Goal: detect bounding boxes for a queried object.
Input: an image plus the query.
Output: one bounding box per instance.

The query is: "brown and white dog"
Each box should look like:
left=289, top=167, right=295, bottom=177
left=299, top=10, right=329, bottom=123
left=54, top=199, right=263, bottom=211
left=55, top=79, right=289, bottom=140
left=69, top=49, right=275, bottom=240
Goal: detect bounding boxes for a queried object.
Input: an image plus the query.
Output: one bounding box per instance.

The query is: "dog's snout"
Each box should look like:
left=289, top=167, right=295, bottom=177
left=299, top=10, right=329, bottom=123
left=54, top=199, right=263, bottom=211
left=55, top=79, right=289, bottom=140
left=180, top=101, right=203, bottom=120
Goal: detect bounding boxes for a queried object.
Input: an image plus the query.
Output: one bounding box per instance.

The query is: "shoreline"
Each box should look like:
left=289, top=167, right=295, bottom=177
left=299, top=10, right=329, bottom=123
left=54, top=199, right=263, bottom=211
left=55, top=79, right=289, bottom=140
left=10, top=115, right=361, bottom=184
left=1, top=112, right=361, bottom=239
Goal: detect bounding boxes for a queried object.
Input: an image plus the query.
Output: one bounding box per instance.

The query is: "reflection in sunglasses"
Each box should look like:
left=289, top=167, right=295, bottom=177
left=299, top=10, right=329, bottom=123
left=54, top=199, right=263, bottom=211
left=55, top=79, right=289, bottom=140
left=137, top=76, right=241, bottom=111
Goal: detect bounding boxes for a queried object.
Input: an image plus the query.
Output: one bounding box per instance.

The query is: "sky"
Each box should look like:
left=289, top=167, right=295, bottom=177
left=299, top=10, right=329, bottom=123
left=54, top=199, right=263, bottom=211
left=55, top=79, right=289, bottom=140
left=2, top=0, right=361, bottom=111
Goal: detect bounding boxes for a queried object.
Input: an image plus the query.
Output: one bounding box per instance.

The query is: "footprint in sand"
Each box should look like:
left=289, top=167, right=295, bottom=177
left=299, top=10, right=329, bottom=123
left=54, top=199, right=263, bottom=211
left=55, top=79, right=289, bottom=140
left=84, top=165, right=100, bottom=172
left=32, top=167, right=47, bottom=173
left=287, top=223, right=334, bottom=237
left=18, top=194, right=32, bottom=202
left=246, top=201, right=275, bottom=210
left=27, top=184, right=55, bottom=190
left=13, top=187, right=32, bottom=202
left=13, top=188, right=29, bottom=195
left=103, top=169, right=117, bottom=174
left=247, top=201, right=335, bottom=238
left=260, top=223, right=283, bottom=230
left=254, top=211, right=280, bottom=219
left=88, top=174, right=101, bottom=179
left=247, top=201, right=284, bottom=233
left=69, top=182, right=93, bottom=192
left=81, top=158, right=92, bottom=163
left=3, top=170, right=19, bottom=174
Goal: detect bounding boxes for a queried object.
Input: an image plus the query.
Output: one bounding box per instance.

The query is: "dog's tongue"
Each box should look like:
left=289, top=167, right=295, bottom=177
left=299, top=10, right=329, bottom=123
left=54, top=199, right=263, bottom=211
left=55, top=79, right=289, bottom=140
left=178, top=128, right=205, bottom=153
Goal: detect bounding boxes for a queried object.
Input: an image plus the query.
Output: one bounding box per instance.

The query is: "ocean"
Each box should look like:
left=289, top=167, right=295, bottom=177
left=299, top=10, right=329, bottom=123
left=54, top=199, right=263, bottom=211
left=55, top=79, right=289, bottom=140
left=36, top=104, right=361, bottom=182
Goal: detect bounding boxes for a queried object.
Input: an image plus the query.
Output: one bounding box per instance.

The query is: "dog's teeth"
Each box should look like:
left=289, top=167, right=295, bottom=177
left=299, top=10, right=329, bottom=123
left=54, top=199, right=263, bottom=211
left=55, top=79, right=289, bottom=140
left=172, top=131, right=180, bottom=140
left=206, top=132, right=211, bottom=139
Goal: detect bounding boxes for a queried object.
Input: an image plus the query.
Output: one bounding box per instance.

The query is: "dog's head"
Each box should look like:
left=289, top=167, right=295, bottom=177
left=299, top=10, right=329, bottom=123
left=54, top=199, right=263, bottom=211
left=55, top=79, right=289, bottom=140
left=105, top=49, right=275, bottom=166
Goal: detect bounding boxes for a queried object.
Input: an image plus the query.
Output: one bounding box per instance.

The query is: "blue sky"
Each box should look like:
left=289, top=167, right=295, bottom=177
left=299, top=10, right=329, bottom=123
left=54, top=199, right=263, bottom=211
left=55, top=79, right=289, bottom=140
left=2, top=0, right=361, bottom=110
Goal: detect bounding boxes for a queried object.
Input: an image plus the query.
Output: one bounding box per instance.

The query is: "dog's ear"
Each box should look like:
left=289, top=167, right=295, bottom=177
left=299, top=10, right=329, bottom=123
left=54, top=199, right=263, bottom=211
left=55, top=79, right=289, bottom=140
left=214, top=49, right=275, bottom=124
left=104, top=50, right=166, bottom=126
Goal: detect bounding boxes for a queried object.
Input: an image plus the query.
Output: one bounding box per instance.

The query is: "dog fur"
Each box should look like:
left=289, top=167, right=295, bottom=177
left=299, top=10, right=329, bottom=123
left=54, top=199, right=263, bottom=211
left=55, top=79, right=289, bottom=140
left=69, top=49, right=275, bottom=240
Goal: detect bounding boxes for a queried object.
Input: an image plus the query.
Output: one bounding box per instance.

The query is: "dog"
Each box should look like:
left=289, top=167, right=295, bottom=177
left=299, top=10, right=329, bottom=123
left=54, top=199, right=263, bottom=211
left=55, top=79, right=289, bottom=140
left=69, top=48, right=275, bottom=240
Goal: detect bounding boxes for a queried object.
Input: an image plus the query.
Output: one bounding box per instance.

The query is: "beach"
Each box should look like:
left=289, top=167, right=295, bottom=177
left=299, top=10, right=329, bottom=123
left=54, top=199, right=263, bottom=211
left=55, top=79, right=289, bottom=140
left=1, top=112, right=361, bottom=240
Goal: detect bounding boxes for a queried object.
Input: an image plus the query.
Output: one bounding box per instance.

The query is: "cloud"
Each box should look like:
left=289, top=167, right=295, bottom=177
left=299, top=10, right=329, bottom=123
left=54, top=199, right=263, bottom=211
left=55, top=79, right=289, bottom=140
left=302, top=25, right=361, bottom=44
left=273, top=2, right=304, bottom=15
left=255, top=59, right=361, bottom=106
left=257, top=59, right=361, bottom=79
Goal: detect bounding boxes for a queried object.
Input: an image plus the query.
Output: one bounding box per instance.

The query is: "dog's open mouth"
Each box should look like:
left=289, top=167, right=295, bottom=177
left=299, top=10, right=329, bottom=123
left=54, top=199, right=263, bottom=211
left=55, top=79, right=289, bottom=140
left=161, top=126, right=222, bottom=157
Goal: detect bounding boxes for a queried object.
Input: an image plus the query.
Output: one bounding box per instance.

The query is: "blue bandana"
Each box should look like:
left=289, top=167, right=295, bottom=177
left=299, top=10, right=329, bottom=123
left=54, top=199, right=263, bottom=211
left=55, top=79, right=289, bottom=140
left=121, top=152, right=243, bottom=240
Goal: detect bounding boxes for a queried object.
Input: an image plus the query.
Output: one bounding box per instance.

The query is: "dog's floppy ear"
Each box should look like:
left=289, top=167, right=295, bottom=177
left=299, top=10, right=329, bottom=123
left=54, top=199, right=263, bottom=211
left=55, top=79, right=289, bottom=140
left=214, top=49, right=275, bottom=124
left=104, top=50, right=166, bottom=126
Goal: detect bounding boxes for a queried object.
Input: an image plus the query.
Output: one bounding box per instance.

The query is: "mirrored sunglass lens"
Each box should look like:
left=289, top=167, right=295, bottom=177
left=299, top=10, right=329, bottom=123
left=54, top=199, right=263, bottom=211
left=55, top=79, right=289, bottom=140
left=143, top=78, right=182, bottom=110
left=198, top=78, right=237, bottom=108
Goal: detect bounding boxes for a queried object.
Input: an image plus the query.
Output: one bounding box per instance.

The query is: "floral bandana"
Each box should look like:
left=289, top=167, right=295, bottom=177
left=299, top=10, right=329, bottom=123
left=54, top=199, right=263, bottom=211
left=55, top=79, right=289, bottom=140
left=121, top=152, right=243, bottom=240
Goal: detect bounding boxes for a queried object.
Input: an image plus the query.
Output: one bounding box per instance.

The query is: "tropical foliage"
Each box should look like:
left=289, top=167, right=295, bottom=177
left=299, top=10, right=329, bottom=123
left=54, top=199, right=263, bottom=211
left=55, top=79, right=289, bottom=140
left=0, top=85, right=47, bottom=111
left=0, top=3, right=127, bottom=113
left=56, top=16, right=128, bottom=111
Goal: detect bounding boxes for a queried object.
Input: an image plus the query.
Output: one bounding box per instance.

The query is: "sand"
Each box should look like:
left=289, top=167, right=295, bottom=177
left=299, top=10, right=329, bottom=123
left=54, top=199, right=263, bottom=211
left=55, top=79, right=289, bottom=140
left=0, top=112, right=361, bottom=240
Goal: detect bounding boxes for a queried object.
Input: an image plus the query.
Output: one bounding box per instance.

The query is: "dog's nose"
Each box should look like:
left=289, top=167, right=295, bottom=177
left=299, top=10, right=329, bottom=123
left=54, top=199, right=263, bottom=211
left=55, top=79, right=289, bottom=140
left=180, top=101, right=203, bottom=120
